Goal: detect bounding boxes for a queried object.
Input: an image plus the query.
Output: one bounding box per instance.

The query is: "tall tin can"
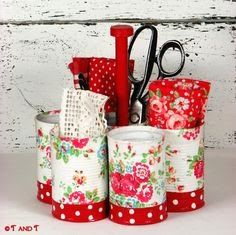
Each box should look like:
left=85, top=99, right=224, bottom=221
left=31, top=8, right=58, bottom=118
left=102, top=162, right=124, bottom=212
left=50, top=129, right=108, bottom=222
left=35, top=110, right=60, bottom=204
left=108, top=126, right=167, bottom=225
left=164, top=125, right=205, bottom=212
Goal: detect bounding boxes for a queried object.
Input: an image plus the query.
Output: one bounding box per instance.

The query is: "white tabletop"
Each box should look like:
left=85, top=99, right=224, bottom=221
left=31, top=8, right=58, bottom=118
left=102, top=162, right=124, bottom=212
left=0, top=148, right=236, bottom=235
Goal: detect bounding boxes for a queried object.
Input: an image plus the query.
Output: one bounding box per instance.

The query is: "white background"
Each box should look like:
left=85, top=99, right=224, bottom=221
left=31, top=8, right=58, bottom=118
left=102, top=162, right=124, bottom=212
left=0, top=0, right=236, bottom=152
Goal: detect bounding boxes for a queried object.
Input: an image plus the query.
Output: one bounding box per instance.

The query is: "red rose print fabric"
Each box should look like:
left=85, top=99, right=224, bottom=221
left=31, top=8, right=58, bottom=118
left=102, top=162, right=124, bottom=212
left=147, top=78, right=211, bottom=129
left=68, top=57, right=134, bottom=113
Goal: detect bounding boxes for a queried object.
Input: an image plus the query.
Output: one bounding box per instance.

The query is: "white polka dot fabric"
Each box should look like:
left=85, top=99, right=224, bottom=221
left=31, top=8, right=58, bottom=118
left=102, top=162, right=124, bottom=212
left=59, top=88, right=108, bottom=138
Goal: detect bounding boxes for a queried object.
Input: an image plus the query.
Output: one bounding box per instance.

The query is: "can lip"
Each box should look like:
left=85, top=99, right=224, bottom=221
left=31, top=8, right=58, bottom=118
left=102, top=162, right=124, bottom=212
left=35, top=110, right=60, bottom=124
left=107, top=126, right=164, bottom=143
left=156, top=123, right=204, bottom=133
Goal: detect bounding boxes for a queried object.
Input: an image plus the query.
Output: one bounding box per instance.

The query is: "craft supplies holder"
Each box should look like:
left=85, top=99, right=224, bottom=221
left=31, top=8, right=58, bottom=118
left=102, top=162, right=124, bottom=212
left=33, top=24, right=211, bottom=225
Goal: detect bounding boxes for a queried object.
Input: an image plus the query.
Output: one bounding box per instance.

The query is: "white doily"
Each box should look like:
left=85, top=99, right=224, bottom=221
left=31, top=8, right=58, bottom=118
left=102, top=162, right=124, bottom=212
left=59, top=88, right=108, bottom=138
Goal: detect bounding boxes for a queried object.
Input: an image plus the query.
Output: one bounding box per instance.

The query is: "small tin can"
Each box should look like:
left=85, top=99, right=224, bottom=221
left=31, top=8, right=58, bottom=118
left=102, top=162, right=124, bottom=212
left=164, top=124, right=205, bottom=212
left=107, top=126, right=167, bottom=225
left=35, top=110, right=60, bottom=204
left=50, top=129, right=108, bottom=222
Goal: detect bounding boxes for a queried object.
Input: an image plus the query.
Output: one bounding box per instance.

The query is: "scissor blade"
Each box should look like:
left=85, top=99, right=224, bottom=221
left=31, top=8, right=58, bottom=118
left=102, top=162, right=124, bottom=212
left=129, top=100, right=143, bottom=125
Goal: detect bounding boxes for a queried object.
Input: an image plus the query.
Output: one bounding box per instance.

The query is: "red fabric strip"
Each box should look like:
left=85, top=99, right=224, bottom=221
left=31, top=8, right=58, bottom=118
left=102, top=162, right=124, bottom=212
left=52, top=199, right=108, bottom=222
left=109, top=201, right=168, bottom=225
left=167, top=188, right=205, bottom=212
left=37, top=181, right=52, bottom=204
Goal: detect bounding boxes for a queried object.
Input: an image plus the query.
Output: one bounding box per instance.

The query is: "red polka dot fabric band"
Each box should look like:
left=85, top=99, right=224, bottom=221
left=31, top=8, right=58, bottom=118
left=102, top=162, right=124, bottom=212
left=167, top=188, right=204, bottom=212
left=52, top=199, right=108, bottom=222
left=109, top=202, right=168, bottom=225
left=37, top=181, right=51, bottom=204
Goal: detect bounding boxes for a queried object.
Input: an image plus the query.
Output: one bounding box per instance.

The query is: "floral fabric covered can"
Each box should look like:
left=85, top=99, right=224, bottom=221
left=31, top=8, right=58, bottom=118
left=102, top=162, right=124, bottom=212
left=164, top=125, right=205, bottom=212
left=107, top=126, right=167, bottom=225
left=50, top=129, right=108, bottom=222
left=35, top=110, right=60, bottom=204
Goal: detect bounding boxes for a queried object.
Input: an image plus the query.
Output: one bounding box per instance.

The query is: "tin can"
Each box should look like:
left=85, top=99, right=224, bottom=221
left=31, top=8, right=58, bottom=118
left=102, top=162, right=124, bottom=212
left=35, top=110, right=60, bottom=204
left=164, top=125, right=205, bottom=212
left=50, top=129, right=108, bottom=222
left=107, top=126, right=167, bottom=225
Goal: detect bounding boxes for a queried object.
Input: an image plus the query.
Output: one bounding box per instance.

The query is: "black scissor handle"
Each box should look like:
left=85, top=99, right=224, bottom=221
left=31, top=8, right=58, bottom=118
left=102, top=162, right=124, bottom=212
left=128, top=25, right=157, bottom=104
left=156, top=40, right=185, bottom=78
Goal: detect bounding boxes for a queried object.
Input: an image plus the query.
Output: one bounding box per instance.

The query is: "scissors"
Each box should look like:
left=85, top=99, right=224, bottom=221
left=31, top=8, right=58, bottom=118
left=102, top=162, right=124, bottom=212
left=78, top=73, right=89, bottom=90
left=128, top=25, right=185, bottom=124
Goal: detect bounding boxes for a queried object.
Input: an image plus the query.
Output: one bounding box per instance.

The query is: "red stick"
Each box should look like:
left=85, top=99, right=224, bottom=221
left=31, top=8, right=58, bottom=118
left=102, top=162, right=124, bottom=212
left=110, top=25, right=134, bottom=126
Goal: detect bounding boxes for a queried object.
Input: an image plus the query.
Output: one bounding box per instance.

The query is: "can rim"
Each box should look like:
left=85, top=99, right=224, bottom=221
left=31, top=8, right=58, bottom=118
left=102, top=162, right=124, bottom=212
left=35, top=110, right=60, bottom=124
left=107, top=126, right=164, bottom=143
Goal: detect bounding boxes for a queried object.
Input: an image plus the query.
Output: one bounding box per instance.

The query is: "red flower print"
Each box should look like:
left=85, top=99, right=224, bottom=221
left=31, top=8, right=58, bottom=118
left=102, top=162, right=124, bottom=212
left=69, top=191, right=86, bottom=203
left=168, top=166, right=175, bottom=174
left=166, top=112, right=187, bottom=129
left=194, top=160, right=204, bottom=178
left=46, top=179, right=51, bottom=186
left=115, top=144, right=119, bottom=150
left=149, top=148, right=155, bottom=154
left=128, top=144, right=132, bottom=152
left=167, top=178, right=176, bottom=184
left=149, top=158, right=155, bottom=165
left=111, top=172, right=122, bottom=194
left=136, top=184, right=153, bottom=202
left=177, top=185, right=184, bottom=192
left=72, top=138, right=89, bottom=148
left=38, top=128, right=43, bottom=137
left=149, top=96, right=167, bottom=114
left=86, top=148, right=94, bottom=153
left=120, top=174, right=139, bottom=197
left=133, top=162, right=150, bottom=183
left=46, top=146, right=51, bottom=161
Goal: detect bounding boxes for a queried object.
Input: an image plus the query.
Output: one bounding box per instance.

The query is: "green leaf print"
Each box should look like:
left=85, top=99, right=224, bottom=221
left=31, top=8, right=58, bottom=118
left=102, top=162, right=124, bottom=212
left=63, top=192, right=69, bottom=198
left=166, top=160, right=171, bottom=166
left=193, top=155, right=200, bottom=162
left=177, top=128, right=184, bottom=137
left=174, top=91, right=179, bottom=98
left=67, top=186, right=72, bottom=194
left=198, top=147, right=204, bottom=157
left=188, top=116, right=194, bottom=122
left=149, top=90, right=155, bottom=98
left=43, top=176, right=47, bottom=181
left=169, top=102, right=175, bottom=109
left=63, top=155, right=69, bottom=164
left=86, top=191, right=93, bottom=200
left=156, top=89, right=162, bottom=98
left=93, top=197, right=100, bottom=202
left=109, top=162, right=114, bottom=174
left=56, top=152, right=62, bottom=160
left=142, top=153, right=148, bottom=158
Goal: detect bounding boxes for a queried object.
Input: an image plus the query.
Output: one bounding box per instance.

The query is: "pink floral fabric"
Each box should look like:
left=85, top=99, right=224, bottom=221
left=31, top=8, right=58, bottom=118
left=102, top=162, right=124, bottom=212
left=147, top=78, right=211, bottom=129
left=109, top=141, right=165, bottom=208
left=133, top=162, right=150, bottom=183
